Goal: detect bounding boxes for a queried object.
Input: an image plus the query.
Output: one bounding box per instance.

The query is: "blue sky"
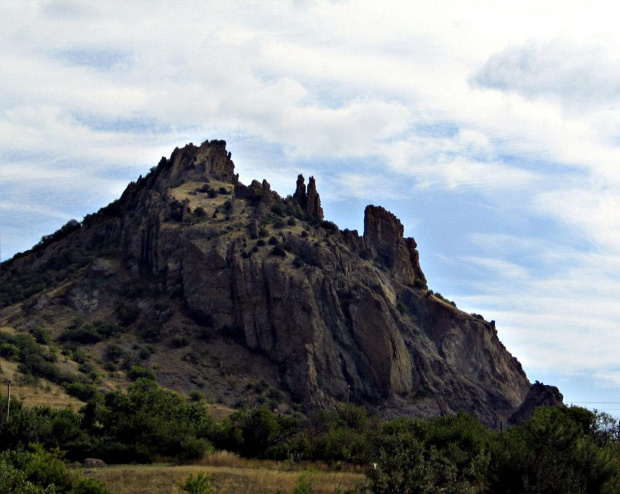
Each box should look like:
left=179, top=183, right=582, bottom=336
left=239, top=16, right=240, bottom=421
left=1, top=0, right=619, bottom=416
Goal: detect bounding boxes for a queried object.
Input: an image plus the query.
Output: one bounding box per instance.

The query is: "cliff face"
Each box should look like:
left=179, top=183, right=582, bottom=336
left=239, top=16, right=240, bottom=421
left=0, top=139, right=554, bottom=427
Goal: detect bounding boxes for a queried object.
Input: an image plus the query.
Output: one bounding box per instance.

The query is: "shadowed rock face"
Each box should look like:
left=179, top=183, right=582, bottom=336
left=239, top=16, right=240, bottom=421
left=292, top=174, right=324, bottom=221
left=1, top=139, right=556, bottom=427
left=508, top=382, right=564, bottom=425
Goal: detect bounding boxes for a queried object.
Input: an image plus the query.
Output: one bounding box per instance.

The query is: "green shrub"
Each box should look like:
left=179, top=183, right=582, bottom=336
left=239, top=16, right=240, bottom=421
left=170, top=335, right=189, bottom=348
left=71, top=477, right=114, bottom=494
left=294, top=469, right=318, bottom=494
left=128, top=366, right=156, bottom=381
left=414, top=277, right=427, bottom=290
left=65, top=382, right=98, bottom=402
left=181, top=472, right=214, bottom=494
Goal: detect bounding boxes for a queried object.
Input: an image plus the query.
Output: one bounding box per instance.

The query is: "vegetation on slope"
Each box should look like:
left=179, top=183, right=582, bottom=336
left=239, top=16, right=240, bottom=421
left=1, top=380, right=619, bottom=493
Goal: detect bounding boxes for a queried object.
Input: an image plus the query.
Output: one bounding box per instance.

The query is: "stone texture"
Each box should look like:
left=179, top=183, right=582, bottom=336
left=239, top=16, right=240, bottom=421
left=363, top=205, right=425, bottom=286
left=508, top=382, right=564, bottom=425
left=292, top=174, right=324, bottom=221
left=0, top=138, right=555, bottom=427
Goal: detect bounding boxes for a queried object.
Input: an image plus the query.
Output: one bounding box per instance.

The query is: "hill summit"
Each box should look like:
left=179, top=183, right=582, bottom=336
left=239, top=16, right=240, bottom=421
left=0, top=139, right=562, bottom=427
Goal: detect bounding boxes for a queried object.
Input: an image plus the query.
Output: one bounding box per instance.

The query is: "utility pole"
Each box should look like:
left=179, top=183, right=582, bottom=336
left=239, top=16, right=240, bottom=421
left=5, top=380, right=11, bottom=424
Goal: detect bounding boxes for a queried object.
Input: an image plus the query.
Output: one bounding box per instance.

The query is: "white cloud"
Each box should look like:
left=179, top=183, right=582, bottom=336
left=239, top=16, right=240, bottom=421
left=473, top=40, right=620, bottom=112
left=534, top=189, right=620, bottom=253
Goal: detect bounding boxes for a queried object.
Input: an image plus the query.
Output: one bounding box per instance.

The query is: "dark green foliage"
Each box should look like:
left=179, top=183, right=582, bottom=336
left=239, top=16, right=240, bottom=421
left=1, top=379, right=618, bottom=494
left=0, top=331, right=76, bottom=387
left=169, top=199, right=185, bottom=221
left=104, top=344, right=124, bottom=362
left=0, top=445, right=112, bottom=493
left=193, top=206, right=207, bottom=218
left=90, top=379, right=215, bottom=463
left=414, top=277, right=428, bottom=290
left=60, top=320, right=126, bottom=345
left=127, top=366, right=156, bottom=381
left=215, top=406, right=299, bottom=459
left=1, top=445, right=74, bottom=493
left=268, top=236, right=279, bottom=245
left=271, top=202, right=287, bottom=217
left=1, top=244, right=92, bottom=309
left=30, top=327, right=51, bottom=345
left=0, top=398, right=94, bottom=461
left=487, top=406, right=620, bottom=494
left=320, top=220, right=339, bottom=234
left=64, top=383, right=98, bottom=402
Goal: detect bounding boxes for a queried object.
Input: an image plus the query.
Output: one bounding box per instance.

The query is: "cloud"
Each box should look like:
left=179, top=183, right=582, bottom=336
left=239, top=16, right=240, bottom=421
left=534, top=189, right=620, bottom=253
left=473, top=40, right=620, bottom=112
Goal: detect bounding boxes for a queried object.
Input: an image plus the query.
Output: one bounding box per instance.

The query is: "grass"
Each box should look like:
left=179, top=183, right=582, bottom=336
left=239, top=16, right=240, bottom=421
left=84, top=457, right=364, bottom=494
left=0, top=358, right=84, bottom=409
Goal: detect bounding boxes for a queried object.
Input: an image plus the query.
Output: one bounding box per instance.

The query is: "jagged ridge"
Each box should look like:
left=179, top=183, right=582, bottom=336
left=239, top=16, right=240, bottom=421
left=0, top=139, right=561, bottom=427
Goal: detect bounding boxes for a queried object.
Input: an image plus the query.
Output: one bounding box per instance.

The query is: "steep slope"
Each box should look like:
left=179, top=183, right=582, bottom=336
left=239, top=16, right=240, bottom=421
left=0, top=139, right=555, bottom=427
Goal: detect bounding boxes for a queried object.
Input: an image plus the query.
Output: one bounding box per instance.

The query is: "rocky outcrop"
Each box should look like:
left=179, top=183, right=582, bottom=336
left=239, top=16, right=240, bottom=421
left=508, top=382, right=564, bottom=425
left=1, top=138, right=541, bottom=427
left=293, top=174, right=307, bottom=211
left=363, top=205, right=426, bottom=286
left=293, top=174, right=324, bottom=221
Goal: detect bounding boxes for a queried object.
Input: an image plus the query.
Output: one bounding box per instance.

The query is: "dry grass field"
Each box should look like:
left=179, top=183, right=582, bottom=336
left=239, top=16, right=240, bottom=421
left=84, top=451, right=365, bottom=494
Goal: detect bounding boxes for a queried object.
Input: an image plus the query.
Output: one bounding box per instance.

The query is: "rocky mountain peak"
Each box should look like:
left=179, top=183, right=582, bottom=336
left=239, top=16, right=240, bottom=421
left=0, top=138, right=563, bottom=428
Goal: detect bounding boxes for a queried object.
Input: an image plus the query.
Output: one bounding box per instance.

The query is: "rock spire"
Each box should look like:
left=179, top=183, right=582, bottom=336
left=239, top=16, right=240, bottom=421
left=293, top=174, right=323, bottom=221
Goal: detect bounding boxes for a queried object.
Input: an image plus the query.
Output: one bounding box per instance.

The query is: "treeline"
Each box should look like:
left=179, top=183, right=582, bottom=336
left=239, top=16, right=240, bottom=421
left=1, top=380, right=619, bottom=493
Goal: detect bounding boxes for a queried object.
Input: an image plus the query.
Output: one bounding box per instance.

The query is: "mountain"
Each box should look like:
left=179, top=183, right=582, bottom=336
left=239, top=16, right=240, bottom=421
left=0, top=139, right=562, bottom=427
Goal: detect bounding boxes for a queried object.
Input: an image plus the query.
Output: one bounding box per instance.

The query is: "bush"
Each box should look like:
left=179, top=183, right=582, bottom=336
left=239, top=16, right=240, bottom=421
left=320, top=220, right=339, bottom=234
left=414, top=277, right=427, bottom=290
left=0, top=445, right=113, bottom=494
left=65, top=383, right=98, bottom=402
left=170, top=335, right=189, bottom=348
left=270, top=246, right=286, bottom=258
left=128, top=366, right=156, bottom=381
left=181, top=472, right=214, bottom=494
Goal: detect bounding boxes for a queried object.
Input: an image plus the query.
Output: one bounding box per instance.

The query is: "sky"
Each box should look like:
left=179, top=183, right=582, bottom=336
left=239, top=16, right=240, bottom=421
left=1, top=0, right=619, bottom=416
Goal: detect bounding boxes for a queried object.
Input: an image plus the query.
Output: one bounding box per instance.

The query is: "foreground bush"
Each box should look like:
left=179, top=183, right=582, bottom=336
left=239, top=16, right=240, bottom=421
left=0, top=445, right=111, bottom=493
